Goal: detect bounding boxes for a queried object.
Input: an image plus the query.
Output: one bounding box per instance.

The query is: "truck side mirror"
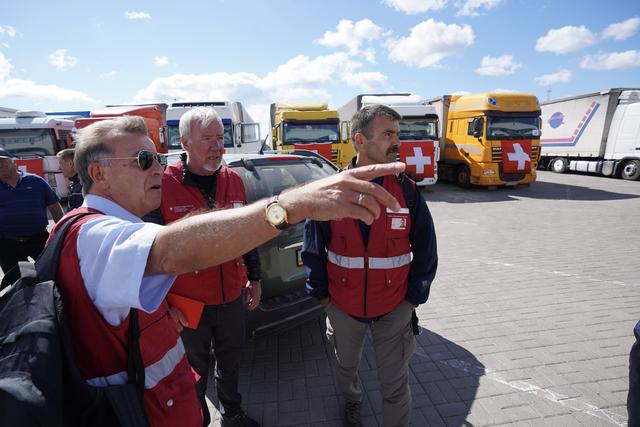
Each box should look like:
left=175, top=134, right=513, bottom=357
left=341, top=121, right=350, bottom=143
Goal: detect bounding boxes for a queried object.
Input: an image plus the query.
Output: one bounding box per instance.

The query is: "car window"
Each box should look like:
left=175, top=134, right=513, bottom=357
left=231, top=159, right=336, bottom=202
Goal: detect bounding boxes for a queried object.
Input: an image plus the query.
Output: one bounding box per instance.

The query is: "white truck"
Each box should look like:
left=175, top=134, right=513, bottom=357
left=166, top=101, right=261, bottom=153
left=540, top=88, right=640, bottom=180
left=337, top=93, right=439, bottom=185
left=0, top=110, right=74, bottom=197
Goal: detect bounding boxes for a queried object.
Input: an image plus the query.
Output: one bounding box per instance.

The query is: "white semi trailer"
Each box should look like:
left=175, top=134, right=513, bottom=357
left=540, top=88, right=640, bottom=180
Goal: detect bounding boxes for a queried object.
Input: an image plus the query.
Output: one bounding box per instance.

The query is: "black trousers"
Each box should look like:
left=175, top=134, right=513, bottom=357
left=0, top=230, right=49, bottom=280
left=180, top=296, right=246, bottom=427
left=630, top=339, right=640, bottom=426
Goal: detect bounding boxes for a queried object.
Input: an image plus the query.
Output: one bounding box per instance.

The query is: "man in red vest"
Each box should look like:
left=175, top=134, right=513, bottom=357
left=303, top=105, right=438, bottom=426
left=50, top=114, right=407, bottom=427
left=155, top=107, right=262, bottom=427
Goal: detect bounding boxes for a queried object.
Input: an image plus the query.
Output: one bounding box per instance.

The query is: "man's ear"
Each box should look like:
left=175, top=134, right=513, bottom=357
left=87, top=162, right=108, bottom=189
left=354, top=132, right=365, bottom=149
left=180, top=136, right=189, bottom=151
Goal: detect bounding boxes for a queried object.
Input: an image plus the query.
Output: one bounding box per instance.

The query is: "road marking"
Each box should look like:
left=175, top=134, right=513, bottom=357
left=413, top=349, right=627, bottom=426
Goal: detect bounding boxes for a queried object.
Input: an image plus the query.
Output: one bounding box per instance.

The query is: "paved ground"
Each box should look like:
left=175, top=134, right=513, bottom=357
left=206, top=170, right=640, bottom=426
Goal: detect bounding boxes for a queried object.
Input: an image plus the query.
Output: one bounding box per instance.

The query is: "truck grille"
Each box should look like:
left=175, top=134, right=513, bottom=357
left=492, top=145, right=540, bottom=162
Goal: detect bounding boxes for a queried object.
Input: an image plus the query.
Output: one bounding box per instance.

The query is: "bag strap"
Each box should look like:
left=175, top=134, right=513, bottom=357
left=35, top=213, right=95, bottom=282
left=127, top=308, right=146, bottom=399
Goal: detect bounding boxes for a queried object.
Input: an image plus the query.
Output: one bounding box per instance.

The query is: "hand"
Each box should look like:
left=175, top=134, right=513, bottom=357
left=169, top=306, right=189, bottom=332
left=280, top=162, right=405, bottom=225
left=245, top=281, right=262, bottom=311
left=319, top=297, right=331, bottom=307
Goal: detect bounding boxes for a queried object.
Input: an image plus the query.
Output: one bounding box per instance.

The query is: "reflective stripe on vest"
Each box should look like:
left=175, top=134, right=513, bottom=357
left=386, top=207, right=410, bottom=214
left=86, top=339, right=185, bottom=389
left=327, top=250, right=412, bottom=270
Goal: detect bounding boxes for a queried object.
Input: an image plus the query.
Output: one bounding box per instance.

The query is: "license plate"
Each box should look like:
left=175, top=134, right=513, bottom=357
left=295, top=248, right=303, bottom=267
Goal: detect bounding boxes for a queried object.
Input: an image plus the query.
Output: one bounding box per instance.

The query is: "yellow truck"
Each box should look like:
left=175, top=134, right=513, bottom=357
left=270, top=102, right=354, bottom=168
left=426, top=93, right=541, bottom=187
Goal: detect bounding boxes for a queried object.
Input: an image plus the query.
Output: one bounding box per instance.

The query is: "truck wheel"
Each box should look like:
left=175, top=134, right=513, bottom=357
left=621, top=160, right=640, bottom=181
left=549, top=157, right=567, bottom=174
left=456, top=165, right=471, bottom=188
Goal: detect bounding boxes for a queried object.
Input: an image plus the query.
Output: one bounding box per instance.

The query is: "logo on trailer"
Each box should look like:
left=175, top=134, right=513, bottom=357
left=548, top=112, right=565, bottom=128
left=501, top=140, right=532, bottom=173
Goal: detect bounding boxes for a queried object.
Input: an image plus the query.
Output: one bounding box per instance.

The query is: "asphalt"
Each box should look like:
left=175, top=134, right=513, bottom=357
left=205, top=170, right=640, bottom=426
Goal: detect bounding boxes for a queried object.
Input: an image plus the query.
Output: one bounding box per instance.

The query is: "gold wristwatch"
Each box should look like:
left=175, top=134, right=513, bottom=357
left=265, top=196, right=290, bottom=230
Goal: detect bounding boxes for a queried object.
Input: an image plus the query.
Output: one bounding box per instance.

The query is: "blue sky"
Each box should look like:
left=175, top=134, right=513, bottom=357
left=1, top=0, right=639, bottom=131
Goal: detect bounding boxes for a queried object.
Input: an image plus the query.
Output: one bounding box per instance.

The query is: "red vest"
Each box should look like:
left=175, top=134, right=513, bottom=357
left=160, top=163, right=248, bottom=306
left=51, top=207, right=202, bottom=427
left=327, top=175, right=412, bottom=317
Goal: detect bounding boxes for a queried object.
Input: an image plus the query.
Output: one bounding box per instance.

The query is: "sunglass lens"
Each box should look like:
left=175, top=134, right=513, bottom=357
left=138, top=150, right=154, bottom=170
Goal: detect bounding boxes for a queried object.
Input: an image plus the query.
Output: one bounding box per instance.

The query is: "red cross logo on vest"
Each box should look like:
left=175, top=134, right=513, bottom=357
left=501, top=140, right=532, bottom=173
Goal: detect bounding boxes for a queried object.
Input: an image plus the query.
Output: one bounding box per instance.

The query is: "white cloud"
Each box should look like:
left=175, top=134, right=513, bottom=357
left=382, top=0, right=448, bottom=14
left=456, top=0, right=504, bottom=16
left=476, top=55, right=522, bottom=76
left=124, top=11, right=152, bottom=20
left=535, top=69, right=572, bottom=86
left=0, top=51, right=13, bottom=80
left=153, top=56, right=170, bottom=66
left=315, top=19, right=383, bottom=58
left=0, top=78, right=94, bottom=102
left=342, top=71, right=389, bottom=91
left=48, top=49, right=78, bottom=71
left=602, top=17, right=640, bottom=41
left=535, top=25, right=597, bottom=54
left=580, top=50, right=640, bottom=70
left=0, top=25, right=16, bottom=38
left=386, top=19, right=475, bottom=68
left=99, top=70, right=117, bottom=78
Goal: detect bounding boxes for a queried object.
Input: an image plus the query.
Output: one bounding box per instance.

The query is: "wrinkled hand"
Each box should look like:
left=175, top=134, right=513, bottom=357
left=280, top=162, right=405, bottom=225
left=169, top=306, right=189, bottom=332
left=245, top=281, right=262, bottom=311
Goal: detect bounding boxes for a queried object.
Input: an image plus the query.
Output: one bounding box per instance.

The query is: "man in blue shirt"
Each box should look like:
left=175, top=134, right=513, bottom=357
left=0, top=148, right=63, bottom=280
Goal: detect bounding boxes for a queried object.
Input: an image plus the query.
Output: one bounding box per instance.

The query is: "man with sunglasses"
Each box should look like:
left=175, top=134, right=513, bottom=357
left=149, top=107, right=262, bottom=427
left=49, top=115, right=406, bottom=427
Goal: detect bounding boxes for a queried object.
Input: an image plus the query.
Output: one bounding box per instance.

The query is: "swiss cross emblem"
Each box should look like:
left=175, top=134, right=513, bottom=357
left=294, top=143, right=332, bottom=160
left=398, top=141, right=435, bottom=180
left=501, top=140, right=532, bottom=173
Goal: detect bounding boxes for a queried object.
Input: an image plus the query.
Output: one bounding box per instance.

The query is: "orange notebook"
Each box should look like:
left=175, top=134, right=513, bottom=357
left=166, top=293, right=205, bottom=329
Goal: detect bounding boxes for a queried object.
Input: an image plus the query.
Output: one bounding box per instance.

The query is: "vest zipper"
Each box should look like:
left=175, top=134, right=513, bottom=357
left=363, top=250, right=368, bottom=318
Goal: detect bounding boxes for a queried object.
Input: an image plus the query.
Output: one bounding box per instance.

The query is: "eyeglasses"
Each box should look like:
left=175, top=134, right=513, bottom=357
left=100, top=150, right=166, bottom=171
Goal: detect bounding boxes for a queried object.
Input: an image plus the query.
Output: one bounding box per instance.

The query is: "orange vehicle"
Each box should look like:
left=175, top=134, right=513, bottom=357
left=75, top=105, right=168, bottom=153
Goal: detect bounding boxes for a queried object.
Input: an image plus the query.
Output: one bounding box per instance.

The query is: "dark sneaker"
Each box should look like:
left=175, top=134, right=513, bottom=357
left=221, top=411, right=260, bottom=427
left=344, top=400, right=361, bottom=426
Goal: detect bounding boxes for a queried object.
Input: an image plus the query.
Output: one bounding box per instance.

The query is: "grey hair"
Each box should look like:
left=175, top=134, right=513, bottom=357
left=179, top=107, right=223, bottom=141
left=56, top=148, right=75, bottom=162
left=350, top=104, right=401, bottom=141
left=74, top=116, right=148, bottom=193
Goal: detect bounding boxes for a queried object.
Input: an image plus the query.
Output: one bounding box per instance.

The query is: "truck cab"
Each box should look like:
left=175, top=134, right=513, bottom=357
left=428, top=93, right=541, bottom=187
left=0, top=111, right=75, bottom=197
left=270, top=103, right=354, bottom=168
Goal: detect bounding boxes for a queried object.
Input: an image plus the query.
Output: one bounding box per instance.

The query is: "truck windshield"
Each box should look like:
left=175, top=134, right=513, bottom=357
left=283, top=122, right=340, bottom=144
left=0, top=129, right=57, bottom=156
left=167, top=124, right=234, bottom=150
left=399, top=119, right=438, bottom=141
left=487, top=116, right=540, bottom=140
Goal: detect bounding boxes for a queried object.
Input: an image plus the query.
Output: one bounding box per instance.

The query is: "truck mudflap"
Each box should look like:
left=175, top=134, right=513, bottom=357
left=398, top=140, right=436, bottom=183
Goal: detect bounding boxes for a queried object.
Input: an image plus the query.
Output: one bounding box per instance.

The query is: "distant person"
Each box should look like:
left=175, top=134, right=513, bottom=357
left=0, top=148, right=64, bottom=280
left=302, top=105, right=438, bottom=426
left=57, top=148, right=84, bottom=209
left=150, top=107, right=262, bottom=427
left=629, top=320, right=640, bottom=426
left=48, top=115, right=405, bottom=427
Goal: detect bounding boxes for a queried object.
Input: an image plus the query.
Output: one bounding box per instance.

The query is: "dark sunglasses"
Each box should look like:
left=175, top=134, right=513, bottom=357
left=100, top=150, right=166, bottom=170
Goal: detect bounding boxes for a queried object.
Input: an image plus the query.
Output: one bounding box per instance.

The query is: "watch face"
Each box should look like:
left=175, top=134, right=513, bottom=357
left=267, top=204, right=286, bottom=224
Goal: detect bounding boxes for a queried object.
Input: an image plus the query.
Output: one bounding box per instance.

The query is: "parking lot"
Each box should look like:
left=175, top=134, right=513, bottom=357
left=208, top=170, right=640, bottom=426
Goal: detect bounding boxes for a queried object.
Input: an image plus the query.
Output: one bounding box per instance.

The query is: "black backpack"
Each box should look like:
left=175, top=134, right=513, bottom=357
left=0, top=214, right=148, bottom=427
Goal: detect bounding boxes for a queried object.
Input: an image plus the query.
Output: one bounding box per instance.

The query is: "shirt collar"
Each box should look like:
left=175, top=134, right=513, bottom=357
left=83, top=194, right=143, bottom=223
